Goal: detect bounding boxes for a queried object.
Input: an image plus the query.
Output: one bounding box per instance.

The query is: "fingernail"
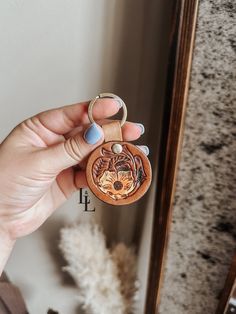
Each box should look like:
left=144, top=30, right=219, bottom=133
left=84, top=123, right=103, bottom=144
left=136, top=123, right=145, bottom=135
left=137, top=145, right=149, bottom=156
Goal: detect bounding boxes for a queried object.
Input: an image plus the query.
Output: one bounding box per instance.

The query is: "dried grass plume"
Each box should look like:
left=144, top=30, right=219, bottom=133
left=59, top=222, right=138, bottom=314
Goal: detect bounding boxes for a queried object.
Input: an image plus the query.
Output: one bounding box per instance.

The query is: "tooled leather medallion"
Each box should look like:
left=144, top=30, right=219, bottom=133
left=86, top=141, right=152, bottom=205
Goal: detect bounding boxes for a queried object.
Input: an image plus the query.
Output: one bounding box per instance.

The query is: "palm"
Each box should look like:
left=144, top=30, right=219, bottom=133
left=0, top=123, right=69, bottom=237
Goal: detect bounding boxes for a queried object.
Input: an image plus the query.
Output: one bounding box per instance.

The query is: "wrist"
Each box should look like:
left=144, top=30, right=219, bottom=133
left=0, top=227, right=15, bottom=276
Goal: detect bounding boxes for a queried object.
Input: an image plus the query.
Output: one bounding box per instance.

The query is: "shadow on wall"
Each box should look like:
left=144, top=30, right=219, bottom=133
left=94, top=1, right=173, bottom=312
left=96, top=0, right=172, bottom=248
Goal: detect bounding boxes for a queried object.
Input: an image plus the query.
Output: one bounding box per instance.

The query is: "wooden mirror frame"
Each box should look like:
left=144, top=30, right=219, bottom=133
left=216, top=254, right=236, bottom=314
left=145, top=0, right=199, bottom=313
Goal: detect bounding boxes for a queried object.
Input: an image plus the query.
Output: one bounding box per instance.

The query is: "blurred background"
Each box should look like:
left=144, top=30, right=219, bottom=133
left=1, top=1, right=235, bottom=314
left=0, top=1, right=171, bottom=313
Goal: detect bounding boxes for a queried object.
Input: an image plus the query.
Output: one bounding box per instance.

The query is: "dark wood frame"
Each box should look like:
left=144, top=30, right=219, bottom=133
left=216, top=254, right=236, bottom=314
left=145, top=0, right=199, bottom=312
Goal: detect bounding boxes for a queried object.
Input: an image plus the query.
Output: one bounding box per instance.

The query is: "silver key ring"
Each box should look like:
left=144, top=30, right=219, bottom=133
left=88, top=93, right=127, bottom=127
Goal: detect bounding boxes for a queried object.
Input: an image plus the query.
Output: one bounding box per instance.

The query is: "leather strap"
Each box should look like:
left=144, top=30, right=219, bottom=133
left=102, top=121, right=123, bottom=142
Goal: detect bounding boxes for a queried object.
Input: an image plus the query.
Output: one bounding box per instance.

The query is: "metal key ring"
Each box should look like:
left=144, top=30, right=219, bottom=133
left=88, top=93, right=127, bottom=127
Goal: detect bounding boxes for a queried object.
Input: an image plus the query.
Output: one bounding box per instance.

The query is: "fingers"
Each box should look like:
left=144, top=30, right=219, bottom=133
left=35, top=114, right=149, bottom=176
left=64, top=120, right=145, bottom=142
left=56, top=168, right=77, bottom=198
left=74, top=170, right=87, bottom=189
left=33, top=98, right=120, bottom=135
left=121, top=121, right=145, bottom=141
left=56, top=169, right=87, bottom=199
left=40, top=123, right=104, bottom=174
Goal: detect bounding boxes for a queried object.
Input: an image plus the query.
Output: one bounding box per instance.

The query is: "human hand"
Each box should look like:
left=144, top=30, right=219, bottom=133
left=0, top=99, right=146, bottom=243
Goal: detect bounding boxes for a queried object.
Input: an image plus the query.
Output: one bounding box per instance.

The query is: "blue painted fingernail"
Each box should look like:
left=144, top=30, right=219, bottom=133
left=137, top=145, right=149, bottom=156
left=136, top=123, right=145, bottom=135
left=84, top=123, right=103, bottom=144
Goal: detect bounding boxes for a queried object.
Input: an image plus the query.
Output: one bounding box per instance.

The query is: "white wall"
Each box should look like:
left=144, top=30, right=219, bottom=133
left=0, top=1, right=169, bottom=313
left=0, top=1, right=126, bottom=135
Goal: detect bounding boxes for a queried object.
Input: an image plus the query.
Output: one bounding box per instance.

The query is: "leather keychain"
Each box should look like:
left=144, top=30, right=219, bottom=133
left=86, top=93, right=152, bottom=205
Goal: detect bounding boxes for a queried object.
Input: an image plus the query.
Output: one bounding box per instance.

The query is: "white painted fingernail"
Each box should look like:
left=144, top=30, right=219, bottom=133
left=135, top=123, right=145, bottom=135
left=137, top=145, right=149, bottom=156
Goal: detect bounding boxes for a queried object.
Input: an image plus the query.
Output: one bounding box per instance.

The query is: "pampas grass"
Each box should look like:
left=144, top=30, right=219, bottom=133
left=59, top=222, right=138, bottom=314
left=111, top=243, right=139, bottom=313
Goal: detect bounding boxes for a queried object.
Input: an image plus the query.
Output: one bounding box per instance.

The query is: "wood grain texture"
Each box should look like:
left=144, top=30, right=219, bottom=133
left=216, top=254, right=236, bottom=314
left=145, top=0, right=199, bottom=312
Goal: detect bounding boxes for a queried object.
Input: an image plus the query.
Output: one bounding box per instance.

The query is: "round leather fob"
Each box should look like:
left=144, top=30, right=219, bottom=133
left=86, top=141, right=152, bottom=205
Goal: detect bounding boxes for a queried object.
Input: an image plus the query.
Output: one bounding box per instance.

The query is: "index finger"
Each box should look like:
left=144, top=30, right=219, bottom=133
left=36, top=98, right=120, bottom=135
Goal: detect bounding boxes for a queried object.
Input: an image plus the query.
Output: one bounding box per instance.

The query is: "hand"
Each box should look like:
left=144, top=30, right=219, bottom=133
left=0, top=99, right=146, bottom=243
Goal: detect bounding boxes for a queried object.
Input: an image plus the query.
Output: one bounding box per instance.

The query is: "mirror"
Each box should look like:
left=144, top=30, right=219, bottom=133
left=216, top=255, right=236, bottom=314
left=1, top=0, right=234, bottom=313
left=150, top=0, right=236, bottom=314
left=1, top=1, right=172, bottom=312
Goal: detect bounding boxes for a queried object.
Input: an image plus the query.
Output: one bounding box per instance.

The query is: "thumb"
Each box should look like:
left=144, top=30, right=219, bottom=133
left=42, top=122, right=104, bottom=174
